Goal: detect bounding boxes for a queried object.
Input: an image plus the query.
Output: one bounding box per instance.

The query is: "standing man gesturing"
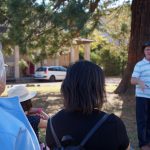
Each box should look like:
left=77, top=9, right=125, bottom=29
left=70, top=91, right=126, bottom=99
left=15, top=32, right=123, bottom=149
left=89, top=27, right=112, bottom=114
left=131, top=41, right=150, bottom=150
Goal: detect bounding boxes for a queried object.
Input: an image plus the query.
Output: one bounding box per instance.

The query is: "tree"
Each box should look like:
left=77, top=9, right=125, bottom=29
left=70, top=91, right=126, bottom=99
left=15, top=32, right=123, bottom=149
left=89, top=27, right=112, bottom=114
left=1, top=0, right=132, bottom=67
left=101, top=4, right=130, bottom=76
left=115, top=0, right=150, bottom=94
left=0, top=0, right=8, bottom=25
left=1, top=1, right=120, bottom=55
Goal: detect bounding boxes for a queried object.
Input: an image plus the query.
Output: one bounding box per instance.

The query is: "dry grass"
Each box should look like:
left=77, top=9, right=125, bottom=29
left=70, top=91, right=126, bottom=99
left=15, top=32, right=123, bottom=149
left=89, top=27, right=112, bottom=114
left=5, top=83, right=138, bottom=149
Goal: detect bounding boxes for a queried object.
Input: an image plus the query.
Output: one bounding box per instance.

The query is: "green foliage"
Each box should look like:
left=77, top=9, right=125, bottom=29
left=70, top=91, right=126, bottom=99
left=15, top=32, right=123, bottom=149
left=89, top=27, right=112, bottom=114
left=0, top=0, right=8, bottom=24
left=0, top=0, right=131, bottom=67
left=1, top=1, right=117, bottom=49
left=51, top=1, right=90, bottom=31
left=99, top=48, right=122, bottom=76
left=90, top=34, right=122, bottom=76
left=19, top=58, right=28, bottom=69
left=6, top=0, right=45, bottom=53
left=89, top=3, right=131, bottom=76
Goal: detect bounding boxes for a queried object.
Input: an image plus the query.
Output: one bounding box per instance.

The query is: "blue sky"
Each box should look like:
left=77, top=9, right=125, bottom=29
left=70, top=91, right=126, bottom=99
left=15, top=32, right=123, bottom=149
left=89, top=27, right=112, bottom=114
left=37, top=0, right=132, bottom=5
left=114, top=0, right=132, bottom=5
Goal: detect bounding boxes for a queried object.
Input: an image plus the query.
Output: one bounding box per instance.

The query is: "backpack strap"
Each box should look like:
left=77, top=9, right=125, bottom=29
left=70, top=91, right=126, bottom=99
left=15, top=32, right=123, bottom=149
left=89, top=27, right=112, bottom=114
left=49, top=117, right=62, bottom=148
left=80, top=113, right=110, bottom=147
left=50, top=113, right=110, bottom=148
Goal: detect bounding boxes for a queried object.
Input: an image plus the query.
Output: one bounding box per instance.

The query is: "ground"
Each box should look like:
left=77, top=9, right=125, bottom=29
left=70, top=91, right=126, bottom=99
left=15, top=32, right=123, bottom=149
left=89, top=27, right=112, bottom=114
left=4, top=78, right=138, bottom=149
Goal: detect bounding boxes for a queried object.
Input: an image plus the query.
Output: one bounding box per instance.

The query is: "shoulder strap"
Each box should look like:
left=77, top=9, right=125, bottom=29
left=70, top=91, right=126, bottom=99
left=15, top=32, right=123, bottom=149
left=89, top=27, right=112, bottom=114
left=80, top=113, right=110, bottom=147
left=49, top=117, right=62, bottom=148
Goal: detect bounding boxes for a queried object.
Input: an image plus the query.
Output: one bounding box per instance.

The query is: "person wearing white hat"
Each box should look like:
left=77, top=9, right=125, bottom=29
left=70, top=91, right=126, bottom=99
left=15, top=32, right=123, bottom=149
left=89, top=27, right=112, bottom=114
left=0, top=48, right=40, bottom=150
left=8, top=85, right=49, bottom=144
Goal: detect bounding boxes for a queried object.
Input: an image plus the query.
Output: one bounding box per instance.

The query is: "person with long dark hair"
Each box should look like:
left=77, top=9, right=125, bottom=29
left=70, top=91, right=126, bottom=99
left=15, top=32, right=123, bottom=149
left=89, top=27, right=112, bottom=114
left=46, top=60, right=130, bottom=150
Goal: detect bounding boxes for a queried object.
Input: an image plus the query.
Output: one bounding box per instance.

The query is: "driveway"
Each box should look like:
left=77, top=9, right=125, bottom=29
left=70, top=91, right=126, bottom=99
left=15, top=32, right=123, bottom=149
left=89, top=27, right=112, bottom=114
left=6, top=77, right=121, bottom=87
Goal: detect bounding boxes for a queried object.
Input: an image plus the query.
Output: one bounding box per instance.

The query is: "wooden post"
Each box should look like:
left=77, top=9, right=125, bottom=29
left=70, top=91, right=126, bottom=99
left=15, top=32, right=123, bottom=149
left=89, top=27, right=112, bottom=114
left=84, top=43, right=90, bottom=61
left=14, top=45, right=20, bottom=79
left=70, top=46, right=75, bottom=63
left=70, top=45, right=79, bottom=63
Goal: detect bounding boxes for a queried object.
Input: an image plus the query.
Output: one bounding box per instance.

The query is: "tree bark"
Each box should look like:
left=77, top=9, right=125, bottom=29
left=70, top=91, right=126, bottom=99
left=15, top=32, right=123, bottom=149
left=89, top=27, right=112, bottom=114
left=115, top=0, right=150, bottom=94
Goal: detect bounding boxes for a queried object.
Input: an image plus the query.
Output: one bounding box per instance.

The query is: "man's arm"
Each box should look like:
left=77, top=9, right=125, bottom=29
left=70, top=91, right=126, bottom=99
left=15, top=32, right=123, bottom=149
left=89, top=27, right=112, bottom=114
left=131, top=77, right=148, bottom=91
left=131, top=77, right=142, bottom=85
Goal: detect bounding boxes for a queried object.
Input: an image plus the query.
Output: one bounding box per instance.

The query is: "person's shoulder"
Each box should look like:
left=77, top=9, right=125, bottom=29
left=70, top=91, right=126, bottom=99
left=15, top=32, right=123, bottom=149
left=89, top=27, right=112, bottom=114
left=52, top=109, right=66, bottom=118
left=0, top=109, right=26, bottom=127
left=136, top=58, right=146, bottom=66
left=48, top=109, right=69, bottom=126
left=0, top=132, right=16, bottom=149
left=108, top=113, right=124, bottom=124
left=0, top=113, right=28, bottom=139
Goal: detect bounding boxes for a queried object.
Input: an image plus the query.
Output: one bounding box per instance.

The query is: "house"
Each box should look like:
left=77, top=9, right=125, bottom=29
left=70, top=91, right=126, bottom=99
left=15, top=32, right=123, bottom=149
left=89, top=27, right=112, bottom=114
left=4, top=38, right=93, bottom=79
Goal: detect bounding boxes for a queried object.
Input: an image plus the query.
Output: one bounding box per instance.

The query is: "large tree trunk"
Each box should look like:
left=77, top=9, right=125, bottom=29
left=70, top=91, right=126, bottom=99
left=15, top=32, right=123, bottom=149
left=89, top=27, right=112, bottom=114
left=115, top=0, right=150, bottom=94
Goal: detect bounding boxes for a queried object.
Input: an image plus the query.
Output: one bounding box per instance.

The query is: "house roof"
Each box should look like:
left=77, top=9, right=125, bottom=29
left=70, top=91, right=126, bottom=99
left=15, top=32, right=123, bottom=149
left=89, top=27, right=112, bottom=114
left=75, top=38, right=94, bottom=44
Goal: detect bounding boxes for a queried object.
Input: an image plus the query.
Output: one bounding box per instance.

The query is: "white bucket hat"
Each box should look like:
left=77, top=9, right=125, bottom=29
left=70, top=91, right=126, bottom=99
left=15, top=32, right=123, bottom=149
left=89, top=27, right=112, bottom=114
left=8, top=85, right=37, bottom=102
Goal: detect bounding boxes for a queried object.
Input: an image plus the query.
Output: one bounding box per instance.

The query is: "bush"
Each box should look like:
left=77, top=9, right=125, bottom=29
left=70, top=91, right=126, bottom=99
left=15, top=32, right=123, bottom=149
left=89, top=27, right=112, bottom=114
left=91, top=48, right=122, bottom=76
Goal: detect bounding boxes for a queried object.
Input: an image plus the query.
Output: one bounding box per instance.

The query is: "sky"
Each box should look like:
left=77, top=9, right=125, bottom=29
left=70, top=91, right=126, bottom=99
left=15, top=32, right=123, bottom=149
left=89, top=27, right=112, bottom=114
left=37, top=0, right=132, bottom=5
left=114, top=0, right=132, bottom=5
left=107, top=0, right=132, bottom=8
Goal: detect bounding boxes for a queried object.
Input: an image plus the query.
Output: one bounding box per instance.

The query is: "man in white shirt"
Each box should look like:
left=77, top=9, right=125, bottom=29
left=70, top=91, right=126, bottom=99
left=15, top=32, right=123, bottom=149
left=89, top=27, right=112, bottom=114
left=131, top=41, right=150, bottom=150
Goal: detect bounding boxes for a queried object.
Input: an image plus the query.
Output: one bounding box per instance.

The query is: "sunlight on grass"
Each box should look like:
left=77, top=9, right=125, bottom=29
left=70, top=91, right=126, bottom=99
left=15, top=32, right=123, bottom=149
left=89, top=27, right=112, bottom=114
left=105, top=83, right=117, bottom=92
left=27, top=85, right=61, bottom=93
left=2, top=84, right=61, bottom=97
left=2, top=83, right=117, bottom=96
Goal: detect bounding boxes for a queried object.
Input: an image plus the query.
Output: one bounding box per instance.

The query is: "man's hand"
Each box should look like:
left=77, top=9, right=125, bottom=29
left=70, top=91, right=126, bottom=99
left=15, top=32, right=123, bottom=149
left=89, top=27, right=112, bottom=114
left=138, top=80, right=147, bottom=91
left=131, top=77, right=149, bottom=92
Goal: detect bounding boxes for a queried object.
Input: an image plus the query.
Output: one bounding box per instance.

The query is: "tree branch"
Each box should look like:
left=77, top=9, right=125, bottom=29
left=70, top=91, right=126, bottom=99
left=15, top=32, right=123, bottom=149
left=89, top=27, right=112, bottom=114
left=90, top=0, right=100, bottom=13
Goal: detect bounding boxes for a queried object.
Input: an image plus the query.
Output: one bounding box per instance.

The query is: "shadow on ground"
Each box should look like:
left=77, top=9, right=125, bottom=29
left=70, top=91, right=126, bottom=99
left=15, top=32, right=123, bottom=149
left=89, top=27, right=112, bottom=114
left=102, top=92, right=138, bottom=150
left=32, top=92, right=63, bottom=116
left=120, top=93, right=138, bottom=150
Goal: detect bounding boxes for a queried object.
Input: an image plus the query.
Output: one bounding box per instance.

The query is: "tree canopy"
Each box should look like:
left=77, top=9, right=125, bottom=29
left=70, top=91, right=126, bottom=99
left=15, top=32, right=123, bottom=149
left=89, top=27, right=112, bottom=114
left=0, top=0, right=126, bottom=58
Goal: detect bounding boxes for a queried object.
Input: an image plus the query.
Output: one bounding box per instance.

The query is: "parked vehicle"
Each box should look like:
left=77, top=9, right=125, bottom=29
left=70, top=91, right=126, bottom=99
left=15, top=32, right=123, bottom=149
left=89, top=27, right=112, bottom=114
left=34, top=66, right=67, bottom=82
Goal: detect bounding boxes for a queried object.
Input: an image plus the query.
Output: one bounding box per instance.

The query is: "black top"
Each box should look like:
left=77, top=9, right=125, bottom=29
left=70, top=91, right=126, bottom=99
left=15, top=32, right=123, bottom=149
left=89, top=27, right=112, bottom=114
left=27, top=115, right=40, bottom=141
left=46, top=109, right=129, bottom=150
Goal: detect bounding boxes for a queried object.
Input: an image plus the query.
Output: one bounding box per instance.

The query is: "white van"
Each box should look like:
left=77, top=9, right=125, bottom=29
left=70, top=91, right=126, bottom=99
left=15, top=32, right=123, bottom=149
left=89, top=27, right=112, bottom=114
left=34, top=66, right=67, bottom=82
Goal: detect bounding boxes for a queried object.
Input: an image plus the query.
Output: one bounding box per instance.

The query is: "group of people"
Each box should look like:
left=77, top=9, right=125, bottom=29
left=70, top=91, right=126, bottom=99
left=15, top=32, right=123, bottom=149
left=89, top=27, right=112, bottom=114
left=0, top=41, right=150, bottom=150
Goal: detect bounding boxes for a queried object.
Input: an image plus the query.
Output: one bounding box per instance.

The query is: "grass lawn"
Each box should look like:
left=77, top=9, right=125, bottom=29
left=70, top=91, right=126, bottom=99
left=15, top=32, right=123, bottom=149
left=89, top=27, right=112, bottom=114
left=4, top=82, right=138, bottom=149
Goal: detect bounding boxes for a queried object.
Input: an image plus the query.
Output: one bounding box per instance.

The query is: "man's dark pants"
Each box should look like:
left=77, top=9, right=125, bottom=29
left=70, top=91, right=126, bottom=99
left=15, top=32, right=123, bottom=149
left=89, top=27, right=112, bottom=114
left=136, top=97, right=150, bottom=147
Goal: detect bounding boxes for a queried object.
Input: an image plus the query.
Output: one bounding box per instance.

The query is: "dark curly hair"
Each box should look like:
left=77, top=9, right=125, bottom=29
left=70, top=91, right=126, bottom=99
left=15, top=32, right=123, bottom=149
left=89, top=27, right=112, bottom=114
left=61, top=60, right=106, bottom=114
left=21, top=99, right=32, bottom=112
left=142, top=41, right=150, bottom=53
